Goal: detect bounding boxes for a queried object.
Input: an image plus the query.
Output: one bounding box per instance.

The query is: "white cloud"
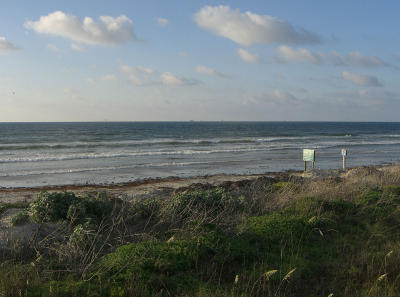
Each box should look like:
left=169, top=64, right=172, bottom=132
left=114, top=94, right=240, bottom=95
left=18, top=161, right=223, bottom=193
left=118, top=65, right=195, bottom=87
left=329, top=89, right=399, bottom=108
left=156, top=17, right=169, bottom=27
left=237, top=48, right=262, bottom=64
left=276, top=45, right=320, bottom=64
left=194, top=5, right=320, bottom=46
left=160, top=72, right=184, bottom=85
left=101, top=74, right=117, bottom=81
left=342, top=71, right=382, bottom=87
left=275, top=45, right=388, bottom=67
left=25, top=11, right=135, bottom=45
left=120, top=65, right=134, bottom=73
left=87, top=77, right=96, bottom=84
left=242, top=95, right=260, bottom=106
left=71, top=43, right=84, bottom=51
left=129, top=75, right=146, bottom=86
left=63, top=88, right=84, bottom=101
left=137, top=66, right=155, bottom=74
left=195, top=65, right=230, bottom=78
left=329, top=51, right=387, bottom=67
left=269, top=89, right=298, bottom=102
left=0, top=37, right=20, bottom=52
left=120, top=65, right=155, bottom=74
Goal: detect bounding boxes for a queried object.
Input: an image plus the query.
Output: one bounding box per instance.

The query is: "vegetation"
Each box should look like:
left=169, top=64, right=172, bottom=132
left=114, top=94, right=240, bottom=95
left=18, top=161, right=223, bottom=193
left=1, top=169, right=400, bottom=296
left=10, top=210, right=30, bottom=226
left=0, top=201, right=30, bottom=216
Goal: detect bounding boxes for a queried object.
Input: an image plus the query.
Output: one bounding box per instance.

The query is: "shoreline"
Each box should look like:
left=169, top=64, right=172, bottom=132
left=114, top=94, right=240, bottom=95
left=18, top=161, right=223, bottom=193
left=0, top=172, right=280, bottom=203
left=1, top=163, right=398, bottom=204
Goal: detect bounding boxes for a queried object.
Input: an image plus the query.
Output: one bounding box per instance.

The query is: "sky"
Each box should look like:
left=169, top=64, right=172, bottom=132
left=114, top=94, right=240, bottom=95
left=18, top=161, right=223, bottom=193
left=0, top=0, right=399, bottom=122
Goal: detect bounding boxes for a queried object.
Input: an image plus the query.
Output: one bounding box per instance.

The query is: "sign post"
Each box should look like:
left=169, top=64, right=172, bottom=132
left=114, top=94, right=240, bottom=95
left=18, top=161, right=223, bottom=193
left=341, top=149, right=347, bottom=170
left=303, top=149, right=315, bottom=172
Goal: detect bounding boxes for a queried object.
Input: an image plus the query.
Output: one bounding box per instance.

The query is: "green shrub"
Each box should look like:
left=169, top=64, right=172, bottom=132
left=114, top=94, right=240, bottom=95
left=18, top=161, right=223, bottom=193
left=287, top=197, right=321, bottom=215
left=382, top=185, right=400, bottom=204
left=27, top=280, right=102, bottom=297
left=188, top=223, right=257, bottom=263
left=97, top=240, right=203, bottom=279
left=29, top=191, right=115, bottom=225
left=95, top=240, right=210, bottom=294
left=66, top=193, right=114, bottom=225
left=0, top=204, right=6, bottom=215
left=163, top=187, right=245, bottom=222
left=10, top=210, right=30, bottom=226
left=239, top=212, right=309, bottom=248
left=127, top=198, right=160, bottom=223
left=359, top=188, right=383, bottom=205
left=0, top=201, right=30, bottom=216
left=30, top=191, right=78, bottom=223
left=271, top=181, right=298, bottom=193
left=383, top=185, right=400, bottom=196
left=68, top=219, right=103, bottom=252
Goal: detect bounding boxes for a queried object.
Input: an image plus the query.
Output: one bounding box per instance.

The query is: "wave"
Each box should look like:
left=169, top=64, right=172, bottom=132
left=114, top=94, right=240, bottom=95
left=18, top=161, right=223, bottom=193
left=0, top=135, right=359, bottom=151
left=0, top=147, right=271, bottom=163
left=3, top=137, right=400, bottom=164
left=0, top=161, right=214, bottom=177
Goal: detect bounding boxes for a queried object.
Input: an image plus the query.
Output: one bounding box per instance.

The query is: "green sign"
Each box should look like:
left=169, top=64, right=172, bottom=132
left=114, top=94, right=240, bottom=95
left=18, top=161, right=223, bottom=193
left=303, top=149, right=315, bottom=162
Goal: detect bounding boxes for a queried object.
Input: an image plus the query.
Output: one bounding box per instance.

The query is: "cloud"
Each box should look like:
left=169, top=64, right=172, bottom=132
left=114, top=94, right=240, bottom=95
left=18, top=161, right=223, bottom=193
left=0, top=37, right=20, bottom=52
left=101, top=74, right=117, bottom=81
left=275, top=45, right=388, bottom=67
left=342, top=71, right=382, bottom=87
left=120, top=65, right=155, bottom=74
left=275, top=45, right=320, bottom=64
left=120, top=65, right=157, bottom=86
left=160, top=72, right=185, bottom=85
left=194, top=5, right=320, bottom=46
left=269, top=89, right=298, bottom=102
left=328, top=89, right=399, bottom=108
left=195, top=65, right=230, bottom=78
left=128, top=74, right=151, bottom=86
left=237, top=48, right=262, bottom=64
left=25, top=11, right=135, bottom=45
left=156, top=17, right=169, bottom=27
left=63, top=88, right=84, bottom=101
left=71, top=43, right=84, bottom=51
left=118, top=65, right=195, bottom=87
left=160, top=72, right=197, bottom=86
left=87, top=77, right=96, bottom=84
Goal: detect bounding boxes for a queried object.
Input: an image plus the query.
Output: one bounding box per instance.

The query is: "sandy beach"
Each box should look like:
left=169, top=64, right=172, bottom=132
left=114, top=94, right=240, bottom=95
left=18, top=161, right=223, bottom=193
left=1, top=163, right=398, bottom=204
left=0, top=172, right=277, bottom=203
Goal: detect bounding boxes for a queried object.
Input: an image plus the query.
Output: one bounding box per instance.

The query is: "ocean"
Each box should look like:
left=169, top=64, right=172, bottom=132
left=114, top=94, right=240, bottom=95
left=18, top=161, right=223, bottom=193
left=1, top=122, right=400, bottom=188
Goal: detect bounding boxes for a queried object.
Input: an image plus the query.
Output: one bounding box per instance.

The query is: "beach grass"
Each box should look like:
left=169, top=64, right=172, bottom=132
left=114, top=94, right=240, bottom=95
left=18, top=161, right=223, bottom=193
left=1, top=166, right=400, bottom=296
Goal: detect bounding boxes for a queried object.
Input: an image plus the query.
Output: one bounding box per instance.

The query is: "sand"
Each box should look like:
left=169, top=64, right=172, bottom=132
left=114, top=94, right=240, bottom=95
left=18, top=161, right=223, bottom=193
left=0, top=164, right=397, bottom=205
left=0, top=173, right=277, bottom=204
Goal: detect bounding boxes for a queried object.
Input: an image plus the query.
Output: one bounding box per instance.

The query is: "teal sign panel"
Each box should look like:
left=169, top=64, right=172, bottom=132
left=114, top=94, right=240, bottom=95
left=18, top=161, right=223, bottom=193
left=303, top=149, right=315, bottom=162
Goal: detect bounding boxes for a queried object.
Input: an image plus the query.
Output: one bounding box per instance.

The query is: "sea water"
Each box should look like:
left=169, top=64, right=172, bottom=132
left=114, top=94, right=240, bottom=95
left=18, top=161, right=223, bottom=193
left=1, top=122, right=400, bottom=187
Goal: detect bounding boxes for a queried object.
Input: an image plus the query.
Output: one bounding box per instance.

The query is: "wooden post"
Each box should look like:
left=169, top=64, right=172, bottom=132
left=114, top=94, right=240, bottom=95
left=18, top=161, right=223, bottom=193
left=312, top=161, right=315, bottom=171
left=304, top=161, right=307, bottom=172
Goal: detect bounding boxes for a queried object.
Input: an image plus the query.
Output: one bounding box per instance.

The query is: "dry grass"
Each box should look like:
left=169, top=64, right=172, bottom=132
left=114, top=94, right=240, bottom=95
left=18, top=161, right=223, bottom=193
left=1, top=164, right=400, bottom=296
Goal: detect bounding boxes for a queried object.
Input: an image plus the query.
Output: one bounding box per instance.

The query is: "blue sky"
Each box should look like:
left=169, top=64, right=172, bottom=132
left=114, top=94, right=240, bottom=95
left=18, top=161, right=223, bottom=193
left=0, top=0, right=399, bottom=121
